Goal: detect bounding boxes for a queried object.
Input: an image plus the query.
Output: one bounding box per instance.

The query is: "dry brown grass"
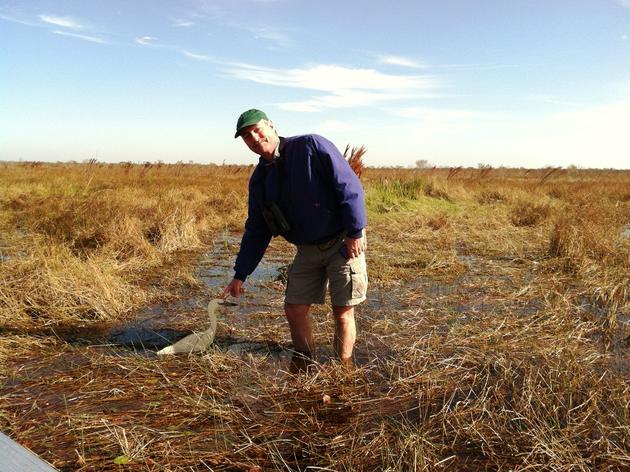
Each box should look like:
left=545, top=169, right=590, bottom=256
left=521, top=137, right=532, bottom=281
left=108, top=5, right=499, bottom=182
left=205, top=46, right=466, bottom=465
left=509, top=200, right=552, bottom=227
left=0, top=162, right=248, bottom=328
left=0, top=162, right=629, bottom=470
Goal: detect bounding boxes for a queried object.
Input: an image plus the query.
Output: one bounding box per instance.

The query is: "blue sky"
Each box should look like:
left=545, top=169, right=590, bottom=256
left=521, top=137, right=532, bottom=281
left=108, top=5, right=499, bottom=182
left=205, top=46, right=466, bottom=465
left=1, top=0, right=629, bottom=168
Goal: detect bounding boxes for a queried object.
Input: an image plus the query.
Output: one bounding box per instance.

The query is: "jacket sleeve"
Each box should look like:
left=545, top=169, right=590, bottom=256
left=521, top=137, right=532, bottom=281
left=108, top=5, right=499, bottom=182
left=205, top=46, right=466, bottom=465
left=313, top=136, right=367, bottom=237
left=233, top=177, right=272, bottom=281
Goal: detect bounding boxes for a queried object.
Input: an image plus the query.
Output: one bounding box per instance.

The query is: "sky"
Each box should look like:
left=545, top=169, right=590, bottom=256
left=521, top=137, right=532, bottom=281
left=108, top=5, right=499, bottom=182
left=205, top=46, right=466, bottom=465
left=1, top=0, right=629, bottom=169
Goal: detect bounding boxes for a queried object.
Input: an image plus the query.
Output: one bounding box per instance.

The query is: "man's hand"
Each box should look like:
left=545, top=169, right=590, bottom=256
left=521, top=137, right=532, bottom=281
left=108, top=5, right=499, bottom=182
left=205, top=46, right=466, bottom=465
left=223, top=278, right=245, bottom=298
left=344, top=233, right=367, bottom=259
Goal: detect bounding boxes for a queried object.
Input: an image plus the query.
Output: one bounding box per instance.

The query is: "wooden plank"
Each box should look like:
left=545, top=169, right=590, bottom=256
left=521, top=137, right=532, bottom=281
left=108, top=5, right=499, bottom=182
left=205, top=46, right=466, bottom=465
left=0, top=432, right=57, bottom=472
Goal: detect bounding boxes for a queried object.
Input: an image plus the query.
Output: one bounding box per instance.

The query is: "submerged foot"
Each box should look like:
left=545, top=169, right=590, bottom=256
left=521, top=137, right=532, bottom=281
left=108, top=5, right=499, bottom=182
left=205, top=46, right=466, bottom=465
left=289, top=350, right=314, bottom=374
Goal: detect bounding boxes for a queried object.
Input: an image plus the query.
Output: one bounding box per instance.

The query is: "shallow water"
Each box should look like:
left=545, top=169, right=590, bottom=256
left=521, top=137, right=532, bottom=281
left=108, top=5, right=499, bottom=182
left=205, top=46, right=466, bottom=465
left=101, top=233, right=298, bottom=361
left=95, top=233, right=395, bottom=368
left=15, top=232, right=628, bottom=370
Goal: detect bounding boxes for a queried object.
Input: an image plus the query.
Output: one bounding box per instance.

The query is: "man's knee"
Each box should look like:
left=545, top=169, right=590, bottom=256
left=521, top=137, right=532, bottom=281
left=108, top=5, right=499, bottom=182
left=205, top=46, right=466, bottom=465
left=285, top=303, right=310, bottom=320
left=332, top=306, right=355, bottom=324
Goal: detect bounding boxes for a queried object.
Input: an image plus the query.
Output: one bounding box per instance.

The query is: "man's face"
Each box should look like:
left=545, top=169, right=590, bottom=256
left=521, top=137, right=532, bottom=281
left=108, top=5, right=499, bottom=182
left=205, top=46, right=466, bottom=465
left=240, top=119, right=279, bottom=159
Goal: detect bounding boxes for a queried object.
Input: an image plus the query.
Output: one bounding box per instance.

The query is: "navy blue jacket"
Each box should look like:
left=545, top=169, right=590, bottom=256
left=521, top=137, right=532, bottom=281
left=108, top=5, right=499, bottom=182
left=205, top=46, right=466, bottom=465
left=234, top=134, right=366, bottom=281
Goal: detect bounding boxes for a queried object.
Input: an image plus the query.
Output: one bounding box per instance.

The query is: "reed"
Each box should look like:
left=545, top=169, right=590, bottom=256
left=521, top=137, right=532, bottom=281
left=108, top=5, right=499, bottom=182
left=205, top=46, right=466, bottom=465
left=0, top=162, right=628, bottom=470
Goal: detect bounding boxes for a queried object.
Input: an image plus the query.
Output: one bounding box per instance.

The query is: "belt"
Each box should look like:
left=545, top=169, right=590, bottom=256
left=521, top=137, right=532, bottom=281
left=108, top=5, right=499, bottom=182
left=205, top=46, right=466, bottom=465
left=316, top=232, right=344, bottom=251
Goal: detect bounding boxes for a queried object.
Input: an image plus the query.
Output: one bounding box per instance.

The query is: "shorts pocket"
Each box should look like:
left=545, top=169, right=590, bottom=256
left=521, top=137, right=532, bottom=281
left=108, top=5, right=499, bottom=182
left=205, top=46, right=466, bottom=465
left=349, top=261, right=368, bottom=299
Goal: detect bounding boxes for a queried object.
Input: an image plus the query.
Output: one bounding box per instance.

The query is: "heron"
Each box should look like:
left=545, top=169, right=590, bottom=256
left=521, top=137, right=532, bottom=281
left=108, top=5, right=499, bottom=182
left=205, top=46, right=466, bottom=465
left=156, top=298, right=221, bottom=355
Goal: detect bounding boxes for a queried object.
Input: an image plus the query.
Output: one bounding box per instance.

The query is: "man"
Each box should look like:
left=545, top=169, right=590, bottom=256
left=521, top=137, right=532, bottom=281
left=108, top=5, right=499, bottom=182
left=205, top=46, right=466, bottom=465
left=223, top=109, right=368, bottom=364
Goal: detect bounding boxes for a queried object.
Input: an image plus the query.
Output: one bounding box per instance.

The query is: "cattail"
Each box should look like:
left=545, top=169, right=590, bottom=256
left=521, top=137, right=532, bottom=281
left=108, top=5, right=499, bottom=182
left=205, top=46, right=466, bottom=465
left=344, top=144, right=367, bottom=179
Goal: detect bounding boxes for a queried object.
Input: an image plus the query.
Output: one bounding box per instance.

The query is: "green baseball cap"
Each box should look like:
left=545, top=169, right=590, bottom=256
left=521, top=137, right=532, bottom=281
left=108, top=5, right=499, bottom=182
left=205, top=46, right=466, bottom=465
left=234, top=109, right=269, bottom=138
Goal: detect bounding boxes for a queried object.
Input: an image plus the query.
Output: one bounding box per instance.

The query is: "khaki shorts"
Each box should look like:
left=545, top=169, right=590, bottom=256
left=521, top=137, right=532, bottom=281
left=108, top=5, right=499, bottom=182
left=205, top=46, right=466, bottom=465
left=285, top=234, right=368, bottom=307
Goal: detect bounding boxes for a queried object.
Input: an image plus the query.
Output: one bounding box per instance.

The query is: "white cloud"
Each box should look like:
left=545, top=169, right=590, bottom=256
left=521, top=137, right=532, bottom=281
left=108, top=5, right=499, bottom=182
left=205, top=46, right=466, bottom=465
left=379, top=55, right=427, bottom=69
left=223, top=62, right=439, bottom=112
left=0, top=13, right=39, bottom=27
left=39, top=14, right=83, bottom=29
left=244, top=26, right=293, bottom=48
left=225, top=63, right=436, bottom=92
left=615, top=0, right=630, bottom=7
left=180, top=49, right=211, bottom=61
left=134, top=37, right=212, bottom=62
left=52, top=30, right=106, bottom=44
left=136, top=36, right=157, bottom=46
left=174, top=19, right=195, bottom=27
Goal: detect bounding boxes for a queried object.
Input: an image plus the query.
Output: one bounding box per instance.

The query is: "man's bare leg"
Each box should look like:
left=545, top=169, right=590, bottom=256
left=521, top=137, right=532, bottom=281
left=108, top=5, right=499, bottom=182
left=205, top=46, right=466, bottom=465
left=285, top=303, right=314, bottom=353
left=332, top=305, right=356, bottom=361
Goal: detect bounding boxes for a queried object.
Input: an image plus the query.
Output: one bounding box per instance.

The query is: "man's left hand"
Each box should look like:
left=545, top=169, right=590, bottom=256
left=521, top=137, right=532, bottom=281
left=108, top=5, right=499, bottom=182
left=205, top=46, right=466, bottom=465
left=344, top=234, right=367, bottom=259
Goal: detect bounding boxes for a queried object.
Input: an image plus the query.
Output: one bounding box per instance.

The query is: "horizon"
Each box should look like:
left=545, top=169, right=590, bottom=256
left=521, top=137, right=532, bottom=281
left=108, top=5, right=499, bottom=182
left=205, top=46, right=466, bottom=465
left=4, top=158, right=628, bottom=172
left=2, top=0, right=629, bottom=170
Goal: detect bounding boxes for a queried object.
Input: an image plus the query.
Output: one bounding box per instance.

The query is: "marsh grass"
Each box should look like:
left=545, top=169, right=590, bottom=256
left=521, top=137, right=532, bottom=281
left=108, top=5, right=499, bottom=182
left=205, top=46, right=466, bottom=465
left=0, top=162, right=248, bottom=328
left=1, top=162, right=629, bottom=470
left=509, top=200, right=552, bottom=227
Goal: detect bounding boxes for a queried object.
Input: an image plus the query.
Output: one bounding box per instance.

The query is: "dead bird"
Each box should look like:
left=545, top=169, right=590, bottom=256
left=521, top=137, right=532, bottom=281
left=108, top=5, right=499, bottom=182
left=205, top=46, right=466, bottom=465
left=156, top=298, right=221, bottom=355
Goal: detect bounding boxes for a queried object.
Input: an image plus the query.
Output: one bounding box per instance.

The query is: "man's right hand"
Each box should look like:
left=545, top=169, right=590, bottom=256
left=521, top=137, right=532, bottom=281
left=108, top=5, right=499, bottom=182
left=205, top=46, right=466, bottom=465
left=223, top=278, right=244, bottom=298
